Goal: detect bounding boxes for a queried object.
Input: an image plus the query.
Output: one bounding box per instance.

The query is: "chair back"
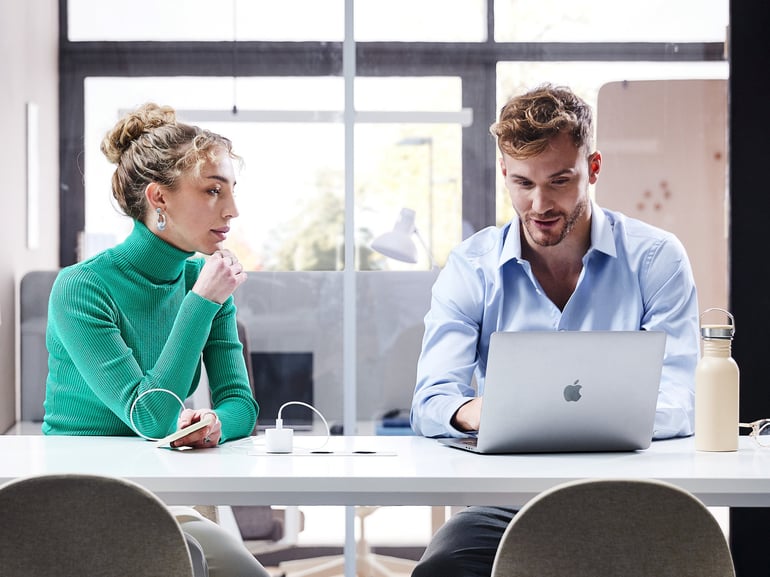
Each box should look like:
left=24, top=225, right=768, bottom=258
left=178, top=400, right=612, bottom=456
left=491, top=478, right=735, bottom=577
left=0, top=473, right=195, bottom=577
left=20, top=270, right=59, bottom=421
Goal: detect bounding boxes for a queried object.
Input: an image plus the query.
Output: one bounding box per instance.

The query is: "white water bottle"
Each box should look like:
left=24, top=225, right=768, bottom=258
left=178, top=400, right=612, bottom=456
left=694, top=308, right=739, bottom=452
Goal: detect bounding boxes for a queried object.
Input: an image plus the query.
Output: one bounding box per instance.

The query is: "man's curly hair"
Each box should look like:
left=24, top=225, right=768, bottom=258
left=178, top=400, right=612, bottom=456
left=490, top=83, right=594, bottom=159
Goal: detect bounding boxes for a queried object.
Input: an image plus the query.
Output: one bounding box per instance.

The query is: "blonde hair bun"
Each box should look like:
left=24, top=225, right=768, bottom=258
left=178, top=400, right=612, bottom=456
left=100, top=103, right=177, bottom=164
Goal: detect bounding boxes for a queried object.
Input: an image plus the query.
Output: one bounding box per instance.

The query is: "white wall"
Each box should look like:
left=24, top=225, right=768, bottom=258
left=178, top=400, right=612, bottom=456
left=0, top=0, right=59, bottom=432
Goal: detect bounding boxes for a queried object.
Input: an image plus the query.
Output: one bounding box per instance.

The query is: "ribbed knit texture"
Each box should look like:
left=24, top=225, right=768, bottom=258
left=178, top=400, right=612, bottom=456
left=42, top=220, right=258, bottom=442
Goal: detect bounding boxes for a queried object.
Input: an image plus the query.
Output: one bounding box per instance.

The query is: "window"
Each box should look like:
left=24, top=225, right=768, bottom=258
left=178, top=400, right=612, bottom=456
left=82, top=76, right=465, bottom=270
left=68, top=0, right=488, bottom=42
left=494, top=60, right=728, bottom=225
left=494, top=0, right=728, bottom=42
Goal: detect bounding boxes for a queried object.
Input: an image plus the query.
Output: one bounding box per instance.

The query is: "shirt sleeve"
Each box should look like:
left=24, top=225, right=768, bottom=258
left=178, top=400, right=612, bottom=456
left=411, top=250, right=487, bottom=438
left=201, top=299, right=259, bottom=443
left=639, top=233, right=700, bottom=439
left=49, top=266, right=224, bottom=439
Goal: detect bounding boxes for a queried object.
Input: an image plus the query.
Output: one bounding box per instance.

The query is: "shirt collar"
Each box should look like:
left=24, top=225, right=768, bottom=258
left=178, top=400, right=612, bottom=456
left=113, top=220, right=196, bottom=282
left=589, top=201, right=617, bottom=258
left=498, top=199, right=617, bottom=268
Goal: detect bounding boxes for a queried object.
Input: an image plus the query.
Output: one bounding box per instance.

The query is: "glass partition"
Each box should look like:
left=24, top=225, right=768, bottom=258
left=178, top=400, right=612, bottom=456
left=62, top=0, right=730, bottom=567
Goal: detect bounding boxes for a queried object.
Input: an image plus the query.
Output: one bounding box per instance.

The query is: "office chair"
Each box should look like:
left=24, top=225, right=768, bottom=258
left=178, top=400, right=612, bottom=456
left=0, top=473, right=200, bottom=577
left=491, top=478, right=736, bottom=577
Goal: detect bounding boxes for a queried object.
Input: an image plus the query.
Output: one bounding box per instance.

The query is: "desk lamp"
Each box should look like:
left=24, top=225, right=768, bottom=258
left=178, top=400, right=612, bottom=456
left=371, top=207, right=438, bottom=268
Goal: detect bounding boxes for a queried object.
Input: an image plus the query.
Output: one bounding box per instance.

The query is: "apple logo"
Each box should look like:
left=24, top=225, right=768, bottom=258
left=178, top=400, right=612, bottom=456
left=563, top=379, right=582, bottom=402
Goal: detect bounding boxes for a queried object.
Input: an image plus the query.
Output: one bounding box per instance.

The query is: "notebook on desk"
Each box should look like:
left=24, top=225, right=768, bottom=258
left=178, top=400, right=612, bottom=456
left=440, top=330, right=666, bottom=454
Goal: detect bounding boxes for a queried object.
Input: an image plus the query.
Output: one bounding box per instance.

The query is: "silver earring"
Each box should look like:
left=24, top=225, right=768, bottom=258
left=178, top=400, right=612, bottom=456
left=156, top=207, right=167, bottom=231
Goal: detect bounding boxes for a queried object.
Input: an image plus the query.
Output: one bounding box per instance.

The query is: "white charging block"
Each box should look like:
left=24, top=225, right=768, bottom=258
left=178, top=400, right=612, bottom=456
left=265, top=419, right=294, bottom=453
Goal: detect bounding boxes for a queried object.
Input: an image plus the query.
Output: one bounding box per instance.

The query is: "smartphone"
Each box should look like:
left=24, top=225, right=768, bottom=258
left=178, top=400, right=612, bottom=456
left=155, top=413, right=215, bottom=448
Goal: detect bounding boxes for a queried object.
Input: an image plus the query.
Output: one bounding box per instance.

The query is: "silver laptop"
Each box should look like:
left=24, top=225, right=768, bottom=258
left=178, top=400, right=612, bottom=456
left=440, top=330, right=666, bottom=454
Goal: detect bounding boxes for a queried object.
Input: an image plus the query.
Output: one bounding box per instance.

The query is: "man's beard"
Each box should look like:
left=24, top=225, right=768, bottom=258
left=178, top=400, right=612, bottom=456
left=524, top=197, right=588, bottom=248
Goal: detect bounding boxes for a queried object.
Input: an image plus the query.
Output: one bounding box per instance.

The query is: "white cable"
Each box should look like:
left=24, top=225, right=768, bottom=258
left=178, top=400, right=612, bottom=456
left=277, top=400, right=331, bottom=452
left=129, top=388, right=185, bottom=441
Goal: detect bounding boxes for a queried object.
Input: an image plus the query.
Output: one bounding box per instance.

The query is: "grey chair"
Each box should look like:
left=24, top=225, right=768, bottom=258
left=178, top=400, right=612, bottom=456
left=0, top=473, right=199, bottom=577
left=19, top=270, right=58, bottom=422
left=491, top=478, right=735, bottom=577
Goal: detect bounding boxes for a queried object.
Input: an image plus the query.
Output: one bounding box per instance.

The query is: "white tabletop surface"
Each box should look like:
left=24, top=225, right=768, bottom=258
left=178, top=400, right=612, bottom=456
left=1, top=434, right=769, bottom=508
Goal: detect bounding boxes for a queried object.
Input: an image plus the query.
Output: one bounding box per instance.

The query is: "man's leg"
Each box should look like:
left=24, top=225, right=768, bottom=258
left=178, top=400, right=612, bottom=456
left=412, top=506, right=517, bottom=577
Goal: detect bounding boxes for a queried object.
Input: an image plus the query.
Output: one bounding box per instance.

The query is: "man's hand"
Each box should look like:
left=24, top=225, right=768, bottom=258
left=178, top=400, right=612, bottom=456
left=451, top=397, right=483, bottom=432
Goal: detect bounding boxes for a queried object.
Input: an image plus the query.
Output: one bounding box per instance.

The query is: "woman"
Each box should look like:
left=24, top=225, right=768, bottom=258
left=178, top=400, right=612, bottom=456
left=43, top=102, right=270, bottom=577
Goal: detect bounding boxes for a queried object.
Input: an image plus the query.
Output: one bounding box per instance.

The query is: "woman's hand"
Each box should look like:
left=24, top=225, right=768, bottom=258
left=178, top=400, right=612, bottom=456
left=171, top=409, right=222, bottom=449
left=192, top=249, right=247, bottom=304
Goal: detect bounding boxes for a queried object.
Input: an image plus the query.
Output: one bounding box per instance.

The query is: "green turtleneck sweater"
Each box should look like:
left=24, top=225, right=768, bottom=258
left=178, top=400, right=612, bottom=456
left=42, top=220, right=258, bottom=442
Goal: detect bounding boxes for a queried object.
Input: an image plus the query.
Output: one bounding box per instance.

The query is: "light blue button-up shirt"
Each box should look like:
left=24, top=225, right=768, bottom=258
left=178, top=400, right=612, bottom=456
left=411, top=202, right=699, bottom=440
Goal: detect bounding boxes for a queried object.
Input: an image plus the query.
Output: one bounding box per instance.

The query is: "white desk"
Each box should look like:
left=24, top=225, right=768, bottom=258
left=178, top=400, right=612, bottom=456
left=2, top=434, right=770, bottom=508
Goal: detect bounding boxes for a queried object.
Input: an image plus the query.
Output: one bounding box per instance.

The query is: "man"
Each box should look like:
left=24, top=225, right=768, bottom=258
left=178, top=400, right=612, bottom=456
left=410, top=83, right=699, bottom=577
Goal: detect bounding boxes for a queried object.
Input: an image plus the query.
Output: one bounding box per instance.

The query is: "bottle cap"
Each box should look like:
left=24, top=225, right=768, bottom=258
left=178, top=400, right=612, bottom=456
left=699, top=307, right=735, bottom=340
left=701, top=324, right=734, bottom=339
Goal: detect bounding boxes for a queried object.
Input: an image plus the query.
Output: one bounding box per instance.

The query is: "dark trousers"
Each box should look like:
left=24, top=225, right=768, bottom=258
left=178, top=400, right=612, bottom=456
left=412, top=506, right=518, bottom=577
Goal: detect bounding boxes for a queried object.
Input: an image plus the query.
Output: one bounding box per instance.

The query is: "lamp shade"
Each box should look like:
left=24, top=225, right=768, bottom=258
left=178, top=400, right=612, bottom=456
left=371, top=208, right=419, bottom=264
